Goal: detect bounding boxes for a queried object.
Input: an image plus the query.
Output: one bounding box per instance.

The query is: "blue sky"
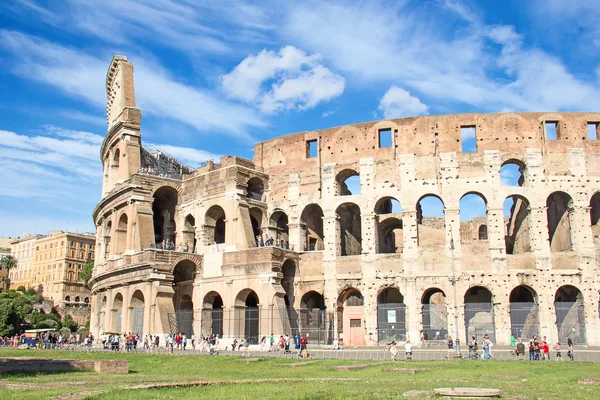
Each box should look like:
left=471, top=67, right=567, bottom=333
left=0, top=0, right=599, bottom=237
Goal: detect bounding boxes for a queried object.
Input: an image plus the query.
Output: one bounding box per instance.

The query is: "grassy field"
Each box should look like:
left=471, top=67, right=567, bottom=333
left=1, top=349, right=599, bottom=399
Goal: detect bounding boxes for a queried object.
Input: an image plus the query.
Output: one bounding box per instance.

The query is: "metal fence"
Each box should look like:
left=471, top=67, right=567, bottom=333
left=377, top=303, right=407, bottom=344
left=422, top=304, right=448, bottom=341
left=510, top=302, right=539, bottom=339
left=464, top=303, right=495, bottom=343
left=555, top=301, right=586, bottom=345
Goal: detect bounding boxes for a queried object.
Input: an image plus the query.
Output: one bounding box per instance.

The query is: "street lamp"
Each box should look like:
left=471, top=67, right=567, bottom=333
left=449, top=227, right=462, bottom=358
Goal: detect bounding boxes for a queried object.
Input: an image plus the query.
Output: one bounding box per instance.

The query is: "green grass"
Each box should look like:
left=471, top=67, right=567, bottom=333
left=1, top=349, right=599, bottom=399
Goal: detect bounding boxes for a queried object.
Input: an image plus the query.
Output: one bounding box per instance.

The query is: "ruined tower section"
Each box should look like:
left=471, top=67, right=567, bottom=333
left=101, top=55, right=141, bottom=196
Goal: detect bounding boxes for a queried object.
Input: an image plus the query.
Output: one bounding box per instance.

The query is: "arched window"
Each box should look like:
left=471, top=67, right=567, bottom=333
left=459, top=193, right=487, bottom=243
left=247, top=177, right=264, bottom=201
left=301, top=204, right=324, bottom=251
left=500, top=160, right=526, bottom=187
left=503, top=195, right=531, bottom=254
left=335, top=169, right=360, bottom=196
left=375, top=197, right=403, bottom=254
left=416, top=195, right=445, bottom=246
left=205, top=205, right=226, bottom=245
left=336, top=203, right=362, bottom=256
left=152, top=186, right=178, bottom=247
left=546, top=192, right=574, bottom=252
left=478, top=225, right=488, bottom=240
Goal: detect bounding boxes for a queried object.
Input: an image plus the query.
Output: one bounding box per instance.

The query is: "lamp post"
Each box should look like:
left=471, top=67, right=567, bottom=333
left=449, top=227, right=462, bottom=358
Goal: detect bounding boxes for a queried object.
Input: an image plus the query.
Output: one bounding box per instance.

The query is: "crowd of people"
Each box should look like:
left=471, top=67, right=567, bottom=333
left=137, top=167, right=181, bottom=180
left=255, top=234, right=290, bottom=250
left=512, top=336, right=574, bottom=361
left=1, top=332, right=94, bottom=349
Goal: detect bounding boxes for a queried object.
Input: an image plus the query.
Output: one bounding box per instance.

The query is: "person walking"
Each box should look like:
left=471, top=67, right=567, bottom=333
left=516, top=339, right=525, bottom=360
left=446, top=335, right=455, bottom=359
left=300, top=335, right=308, bottom=358
left=567, top=338, right=574, bottom=361
left=482, top=335, right=493, bottom=360
left=555, top=341, right=562, bottom=361
left=242, top=338, right=251, bottom=357
left=404, top=340, right=413, bottom=361
left=389, top=341, right=399, bottom=361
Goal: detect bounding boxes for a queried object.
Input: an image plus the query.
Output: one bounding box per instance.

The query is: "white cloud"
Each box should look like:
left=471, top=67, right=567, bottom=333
left=0, top=30, right=266, bottom=139
left=378, top=86, right=428, bottom=119
left=221, top=46, right=345, bottom=113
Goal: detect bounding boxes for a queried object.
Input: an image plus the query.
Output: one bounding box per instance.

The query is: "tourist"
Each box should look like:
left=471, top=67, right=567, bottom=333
left=168, top=334, right=174, bottom=354
left=528, top=340, right=535, bottom=360
left=510, top=334, right=517, bottom=350
left=567, top=338, right=574, bottom=361
left=516, top=339, right=525, bottom=360
left=300, top=335, right=308, bottom=358
left=533, top=337, right=540, bottom=360
left=182, top=334, right=187, bottom=350
left=260, top=335, right=267, bottom=351
left=541, top=340, right=550, bottom=360
left=295, top=333, right=301, bottom=351
left=241, top=338, right=251, bottom=357
left=269, top=333, right=275, bottom=351
left=285, top=333, right=291, bottom=353
left=404, top=340, right=413, bottom=361
left=389, top=341, right=399, bottom=361
left=555, top=341, right=562, bottom=361
left=231, top=338, right=238, bottom=352
left=446, top=335, right=455, bottom=359
left=482, top=334, right=493, bottom=360
left=469, top=336, right=479, bottom=359
left=421, top=331, right=428, bottom=348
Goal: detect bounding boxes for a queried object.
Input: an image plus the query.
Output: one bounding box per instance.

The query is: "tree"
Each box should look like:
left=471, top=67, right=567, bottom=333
left=16, top=286, right=26, bottom=293
left=0, top=255, right=18, bottom=291
left=62, top=313, right=78, bottom=332
left=0, top=301, right=20, bottom=336
left=80, top=260, right=94, bottom=287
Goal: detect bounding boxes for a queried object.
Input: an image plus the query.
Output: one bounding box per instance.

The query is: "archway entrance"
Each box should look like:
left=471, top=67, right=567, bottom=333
left=171, top=260, right=197, bottom=336
left=113, top=293, right=123, bottom=333
left=152, top=186, right=178, bottom=247
left=509, top=286, right=539, bottom=339
left=377, top=287, right=406, bottom=344
left=202, top=291, right=223, bottom=338
left=464, top=286, right=495, bottom=343
left=555, top=285, right=586, bottom=344
left=338, top=289, right=365, bottom=346
left=235, top=289, right=260, bottom=344
left=299, top=291, right=327, bottom=344
left=130, top=290, right=145, bottom=335
left=421, top=288, right=448, bottom=341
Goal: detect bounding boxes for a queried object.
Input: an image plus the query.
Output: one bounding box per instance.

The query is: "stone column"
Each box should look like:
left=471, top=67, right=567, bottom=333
left=322, top=213, right=338, bottom=261
left=287, top=223, right=302, bottom=253
left=530, top=206, right=551, bottom=269
left=487, top=207, right=507, bottom=272
left=493, top=296, right=511, bottom=345
left=402, top=209, right=418, bottom=276
left=405, top=279, right=419, bottom=343
left=361, top=212, right=377, bottom=256
left=363, top=284, right=378, bottom=346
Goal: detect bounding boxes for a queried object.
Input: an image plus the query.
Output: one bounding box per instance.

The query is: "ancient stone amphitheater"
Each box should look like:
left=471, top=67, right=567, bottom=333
left=89, top=55, right=600, bottom=347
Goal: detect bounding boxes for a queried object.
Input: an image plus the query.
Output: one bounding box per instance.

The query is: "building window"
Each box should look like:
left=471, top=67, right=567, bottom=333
left=378, top=128, right=393, bottom=148
left=460, top=126, right=477, bottom=152
left=306, top=139, right=318, bottom=158
left=545, top=121, right=558, bottom=140
left=588, top=122, right=599, bottom=140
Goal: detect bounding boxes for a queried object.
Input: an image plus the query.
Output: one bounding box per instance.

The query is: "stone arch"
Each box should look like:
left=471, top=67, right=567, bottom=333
left=509, top=285, right=539, bottom=339
left=234, top=289, right=260, bottom=344
left=182, top=214, right=196, bottom=252
left=337, top=287, right=365, bottom=346
left=416, top=194, right=445, bottom=246
left=150, top=181, right=182, bottom=197
left=298, top=291, right=326, bottom=340
left=205, top=205, right=226, bottom=245
left=300, top=291, right=326, bottom=310
left=375, top=197, right=403, bottom=254
left=554, top=285, right=586, bottom=344
left=249, top=207, right=263, bottom=245
left=247, top=177, right=264, bottom=201
left=168, top=254, right=202, bottom=275
left=152, top=186, right=178, bottom=247
left=478, top=224, right=488, bottom=240
left=504, top=195, right=531, bottom=254
left=113, top=148, right=120, bottom=168
left=65, top=295, right=71, bottom=303
left=464, top=285, right=495, bottom=343
left=500, top=159, right=526, bottom=187
left=269, top=210, right=289, bottom=245
left=281, top=259, right=296, bottom=307
left=104, top=220, right=112, bottom=258
left=335, top=168, right=360, bottom=196
left=421, top=288, right=448, bottom=341
left=172, top=259, right=197, bottom=283
left=336, top=202, right=362, bottom=256
left=301, top=204, right=324, bottom=251
left=202, top=291, right=224, bottom=337
left=590, top=193, right=600, bottom=243
left=112, top=292, right=124, bottom=333
left=376, top=286, right=406, bottom=344
left=115, top=212, right=128, bottom=254
left=546, top=191, right=574, bottom=252
left=130, top=290, right=145, bottom=334
left=459, top=192, right=487, bottom=243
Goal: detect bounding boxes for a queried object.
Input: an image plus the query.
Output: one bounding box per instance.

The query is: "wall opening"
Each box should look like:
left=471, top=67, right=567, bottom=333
left=377, top=287, right=406, bottom=344
left=545, top=121, right=558, bottom=140
left=375, top=197, right=403, bottom=254
left=249, top=207, right=263, bottom=246
left=421, top=288, right=448, bottom=341
left=104, top=220, right=112, bottom=259
left=459, top=193, right=487, bottom=243
left=503, top=195, right=531, bottom=254
left=546, top=191, right=574, bottom=252
left=588, top=123, right=599, bottom=140
left=500, top=160, right=526, bottom=187
left=130, top=290, right=145, bottom=335
left=378, top=128, right=392, bottom=148
left=247, top=177, right=264, bottom=201
left=338, top=288, right=365, bottom=346
left=335, top=169, right=360, bottom=196
left=202, top=291, right=223, bottom=338
left=112, top=293, right=123, bottom=333
left=336, top=202, right=362, bottom=256
left=590, top=193, right=600, bottom=243
left=554, top=285, right=586, bottom=345
left=301, top=204, right=324, bottom=251
left=183, top=214, right=196, bottom=252
left=205, top=205, right=226, bottom=245
left=269, top=210, right=289, bottom=246
left=478, top=225, right=488, bottom=240
left=306, top=139, right=318, bottom=158
left=460, top=126, right=476, bottom=152
left=115, top=213, right=128, bottom=254
left=417, top=195, right=445, bottom=246
left=464, top=286, right=495, bottom=343
left=152, top=186, right=178, bottom=247
left=235, top=289, right=260, bottom=344
left=509, top=285, right=538, bottom=339
left=281, top=259, right=296, bottom=308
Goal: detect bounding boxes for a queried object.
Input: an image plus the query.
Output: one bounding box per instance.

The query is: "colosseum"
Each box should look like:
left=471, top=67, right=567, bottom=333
left=89, top=55, right=600, bottom=348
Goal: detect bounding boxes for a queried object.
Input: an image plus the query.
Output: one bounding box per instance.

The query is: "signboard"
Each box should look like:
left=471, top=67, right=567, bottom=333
left=387, top=310, right=396, bottom=323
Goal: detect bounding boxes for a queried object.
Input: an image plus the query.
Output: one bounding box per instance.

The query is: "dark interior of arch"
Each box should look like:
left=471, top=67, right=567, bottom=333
left=246, top=291, right=259, bottom=307
left=478, top=225, right=488, bottom=240
left=555, top=286, right=583, bottom=303
left=281, top=260, right=296, bottom=306
left=510, top=286, right=535, bottom=303
left=338, top=203, right=362, bottom=256
left=422, top=289, right=446, bottom=305
left=416, top=195, right=445, bottom=246
left=247, top=177, right=264, bottom=201
left=301, top=204, right=324, bottom=251
left=178, top=294, right=193, bottom=311
left=206, top=206, right=226, bottom=244
left=272, top=211, right=289, bottom=235
left=212, top=294, right=223, bottom=309
left=590, top=193, right=600, bottom=242
left=345, top=291, right=364, bottom=306
left=152, top=186, right=178, bottom=245
left=250, top=214, right=261, bottom=243
left=504, top=196, right=531, bottom=254
left=173, top=260, right=197, bottom=283
left=378, top=287, right=404, bottom=304
left=301, top=291, right=326, bottom=310
left=378, top=217, right=403, bottom=254
left=547, top=192, right=573, bottom=252
left=464, top=286, right=492, bottom=303
left=203, top=292, right=223, bottom=309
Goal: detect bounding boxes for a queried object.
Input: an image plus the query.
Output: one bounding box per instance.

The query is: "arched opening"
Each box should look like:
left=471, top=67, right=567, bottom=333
left=269, top=210, right=289, bottom=248
left=503, top=195, right=531, bottom=254
left=459, top=193, right=487, bottom=243
left=377, top=287, right=406, bottom=344
left=202, top=291, right=224, bottom=338
left=500, top=160, right=526, bottom=187
left=113, top=148, right=120, bottom=168
left=84, top=297, right=89, bottom=304
left=417, top=195, right=445, bottom=246
left=335, top=169, right=360, bottom=196
left=130, top=290, right=145, bottom=335
left=301, top=204, right=324, bottom=251
left=281, top=260, right=296, bottom=308
left=590, top=193, right=600, bottom=244
left=183, top=214, right=196, bottom=252
left=75, top=296, right=80, bottom=303
left=338, top=289, right=365, bottom=346
left=464, top=286, right=495, bottom=343
left=112, top=293, right=123, bottom=333
left=375, top=197, right=403, bottom=254
left=104, top=220, right=112, bottom=259
left=235, top=289, right=260, bottom=344
left=65, top=295, right=71, bottom=303
left=509, top=286, right=539, bottom=339
left=547, top=192, right=574, bottom=252
left=554, top=285, right=586, bottom=344
left=299, top=291, right=327, bottom=343
left=336, top=203, right=362, bottom=256
left=115, top=213, right=128, bottom=254
left=421, top=288, right=448, bottom=341
left=249, top=207, right=263, bottom=246
left=205, top=205, right=226, bottom=245
left=478, top=225, right=488, bottom=240
left=152, top=186, right=178, bottom=248
left=247, top=177, right=264, bottom=201
left=172, top=260, right=197, bottom=336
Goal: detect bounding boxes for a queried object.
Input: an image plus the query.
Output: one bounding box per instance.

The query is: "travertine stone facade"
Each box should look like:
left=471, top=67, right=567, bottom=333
left=90, top=55, right=600, bottom=347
